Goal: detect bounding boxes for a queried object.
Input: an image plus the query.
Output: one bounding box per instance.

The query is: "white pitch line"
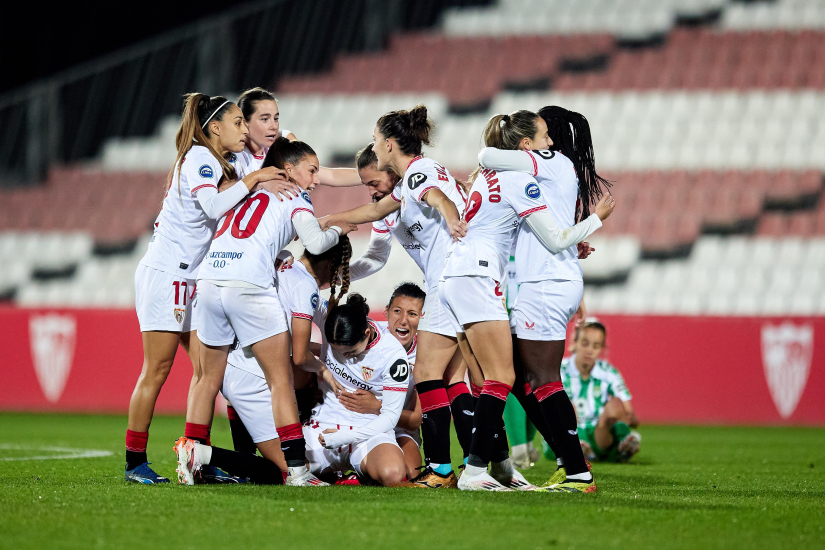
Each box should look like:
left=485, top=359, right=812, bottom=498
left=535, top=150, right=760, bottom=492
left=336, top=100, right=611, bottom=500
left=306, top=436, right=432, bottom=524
left=0, top=444, right=113, bottom=461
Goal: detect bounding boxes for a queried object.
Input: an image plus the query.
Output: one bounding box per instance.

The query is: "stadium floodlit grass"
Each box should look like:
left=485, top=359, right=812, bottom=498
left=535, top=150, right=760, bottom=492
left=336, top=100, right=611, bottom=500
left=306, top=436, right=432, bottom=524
left=0, top=413, right=822, bottom=550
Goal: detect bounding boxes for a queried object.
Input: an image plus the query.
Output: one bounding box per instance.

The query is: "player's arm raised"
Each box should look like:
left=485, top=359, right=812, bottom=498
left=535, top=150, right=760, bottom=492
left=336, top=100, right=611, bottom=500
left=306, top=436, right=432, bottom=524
left=349, top=226, right=393, bottom=281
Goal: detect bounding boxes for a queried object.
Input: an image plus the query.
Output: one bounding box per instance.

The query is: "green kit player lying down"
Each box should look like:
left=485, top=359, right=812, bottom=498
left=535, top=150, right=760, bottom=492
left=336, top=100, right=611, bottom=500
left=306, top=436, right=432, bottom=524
left=546, top=319, right=641, bottom=463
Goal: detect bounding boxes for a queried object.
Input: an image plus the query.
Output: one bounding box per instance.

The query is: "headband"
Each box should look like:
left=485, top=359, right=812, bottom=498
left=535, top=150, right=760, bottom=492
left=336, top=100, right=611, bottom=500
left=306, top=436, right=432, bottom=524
left=201, top=100, right=230, bottom=129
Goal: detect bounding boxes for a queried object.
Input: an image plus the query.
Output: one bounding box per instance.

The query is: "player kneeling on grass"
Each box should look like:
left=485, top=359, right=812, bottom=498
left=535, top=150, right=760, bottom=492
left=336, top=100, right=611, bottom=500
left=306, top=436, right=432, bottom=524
left=562, top=320, right=640, bottom=463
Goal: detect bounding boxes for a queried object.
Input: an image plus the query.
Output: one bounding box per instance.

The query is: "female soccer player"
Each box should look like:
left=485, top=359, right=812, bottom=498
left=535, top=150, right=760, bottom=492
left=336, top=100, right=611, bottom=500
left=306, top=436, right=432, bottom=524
left=337, top=282, right=426, bottom=480
left=126, top=93, right=288, bottom=484
left=181, top=137, right=355, bottom=486
left=322, top=105, right=469, bottom=488
left=478, top=106, right=614, bottom=492
left=236, top=87, right=361, bottom=186
left=175, top=294, right=409, bottom=486
left=440, top=111, right=612, bottom=491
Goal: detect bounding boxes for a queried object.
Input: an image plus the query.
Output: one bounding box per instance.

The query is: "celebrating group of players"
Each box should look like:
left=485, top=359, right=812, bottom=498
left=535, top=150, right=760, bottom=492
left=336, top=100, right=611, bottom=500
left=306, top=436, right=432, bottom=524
left=124, top=86, right=619, bottom=492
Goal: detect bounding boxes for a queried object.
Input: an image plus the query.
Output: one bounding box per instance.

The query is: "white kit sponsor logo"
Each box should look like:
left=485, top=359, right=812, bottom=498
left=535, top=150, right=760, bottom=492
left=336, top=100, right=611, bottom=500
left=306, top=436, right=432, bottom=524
left=29, top=313, right=76, bottom=403
left=761, top=322, right=813, bottom=419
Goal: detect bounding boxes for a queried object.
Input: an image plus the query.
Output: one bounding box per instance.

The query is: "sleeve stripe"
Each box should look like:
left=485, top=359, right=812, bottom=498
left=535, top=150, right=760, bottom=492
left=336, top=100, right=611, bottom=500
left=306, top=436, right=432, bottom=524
left=292, top=313, right=313, bottom=320
left=390, top=193, right=402, bottom=203
left=291, top=207, right=314, bottom=219
left=518, top=205, right=547, bottom=218
left=417, top=186, right=437, bottom=201
left=527, top=151, right=538, bottom=177
left=191, top=184, right=218, bottom=194
left=372, top=227, right=390, bottom=234
left=382, top=386, right=408, bottom=392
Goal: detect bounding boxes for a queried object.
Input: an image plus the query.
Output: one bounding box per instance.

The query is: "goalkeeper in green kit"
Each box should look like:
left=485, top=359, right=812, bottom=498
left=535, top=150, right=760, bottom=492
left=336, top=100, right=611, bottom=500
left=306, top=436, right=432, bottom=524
left=546, top=319, right=641, bottom=463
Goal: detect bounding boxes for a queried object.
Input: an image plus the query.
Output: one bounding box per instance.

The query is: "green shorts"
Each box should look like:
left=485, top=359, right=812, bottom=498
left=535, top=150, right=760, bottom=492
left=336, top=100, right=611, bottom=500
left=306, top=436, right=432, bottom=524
left=580, top=424, right=620, bottom=463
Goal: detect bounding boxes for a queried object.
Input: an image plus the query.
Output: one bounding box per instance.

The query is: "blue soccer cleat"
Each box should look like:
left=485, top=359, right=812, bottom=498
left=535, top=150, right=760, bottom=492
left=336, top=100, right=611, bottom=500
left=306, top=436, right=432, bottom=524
left=200, top=465, right=246, bottom=484
left=125, top=463, right=170, bottom=484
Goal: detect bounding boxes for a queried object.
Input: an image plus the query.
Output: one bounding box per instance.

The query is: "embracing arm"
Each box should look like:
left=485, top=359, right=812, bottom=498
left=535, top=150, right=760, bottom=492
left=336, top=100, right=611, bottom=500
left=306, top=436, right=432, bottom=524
left=319, top=167, right=362, bottom=188
left=324, top=194, right=400, bottom=227
left=293, top=210, right=341, bottom=255
left=421, top=188, right=467, bottom=239
left=397, top=393, right=422, bottom=431
left=197, top=167, right=290, bottom=219
left=478, top=147, right=535, bottom=175
left=349, top=228, right=393, bottom=281
left=290, top=318, right=315, bottom=370
left=321, top=389, right=406, bottom=448
left=524, top=210, right=602, bottom=254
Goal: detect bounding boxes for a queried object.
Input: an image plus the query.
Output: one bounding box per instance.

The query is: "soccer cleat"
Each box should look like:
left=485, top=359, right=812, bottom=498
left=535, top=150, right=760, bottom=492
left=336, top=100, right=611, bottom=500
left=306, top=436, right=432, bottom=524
left=490, top=459, right=538, bottom=491
left=617, top=431, right=642, bottom=461
left=539, top=478, right=598, bottom=493
left=284, top=465, right=329, bottom=486
left=124, top=463, right=169, bottom=484
left=200, top=465, right=246, bottom=484
left=334, top=473, right=361, bottom=486
left=540, top=467, right=567, bottom=488
left=173, top=437, right=202, bottom=485
left=403, top=466, right=458, bottom=488
left=511, top=448, right=533, bottom=470
left=457, top=469, right=513, bottom=492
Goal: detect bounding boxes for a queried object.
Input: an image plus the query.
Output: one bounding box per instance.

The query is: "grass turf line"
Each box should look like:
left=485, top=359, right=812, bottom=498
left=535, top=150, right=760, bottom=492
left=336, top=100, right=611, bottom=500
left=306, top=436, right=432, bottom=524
left=0, top=412, right=822, bottom=550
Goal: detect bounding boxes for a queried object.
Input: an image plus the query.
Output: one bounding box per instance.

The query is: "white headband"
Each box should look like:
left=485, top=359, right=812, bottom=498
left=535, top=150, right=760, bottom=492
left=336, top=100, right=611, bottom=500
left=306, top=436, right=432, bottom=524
left=201, top=100, right=230, bottom=129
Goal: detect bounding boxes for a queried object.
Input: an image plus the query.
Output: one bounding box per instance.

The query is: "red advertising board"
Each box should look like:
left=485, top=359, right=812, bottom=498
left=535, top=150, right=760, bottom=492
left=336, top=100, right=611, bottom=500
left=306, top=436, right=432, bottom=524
left=1, top=307, right=823, bottom=425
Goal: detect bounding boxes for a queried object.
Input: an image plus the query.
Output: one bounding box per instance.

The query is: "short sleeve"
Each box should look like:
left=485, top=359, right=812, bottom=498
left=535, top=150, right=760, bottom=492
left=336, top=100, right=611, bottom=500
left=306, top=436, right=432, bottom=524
left=382, top=349, right=412, bottom=393
left=607, top=366, right=632, bottom=401
left=530, top=150, right=566, bottom=182
left=290, top=190, right=316, bottom=219
left=506, top=176, right=547, bottom=219
left=187, top=150, right=222, bottom=196
left=390, top=185, right=403, bottom=203
left=372, top=218, right=390, bottom=234
left=405, top=166, right=440, bottom=204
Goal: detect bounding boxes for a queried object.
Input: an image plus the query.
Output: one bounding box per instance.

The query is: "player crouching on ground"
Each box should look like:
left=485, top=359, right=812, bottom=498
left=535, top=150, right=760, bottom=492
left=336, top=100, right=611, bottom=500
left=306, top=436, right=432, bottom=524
left=561, top=319, right=640, bottom=463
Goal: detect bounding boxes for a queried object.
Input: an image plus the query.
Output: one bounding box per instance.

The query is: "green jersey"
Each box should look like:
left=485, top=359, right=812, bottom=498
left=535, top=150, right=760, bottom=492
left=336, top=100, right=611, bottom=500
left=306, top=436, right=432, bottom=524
left=561, top=355, right=632, bottom=432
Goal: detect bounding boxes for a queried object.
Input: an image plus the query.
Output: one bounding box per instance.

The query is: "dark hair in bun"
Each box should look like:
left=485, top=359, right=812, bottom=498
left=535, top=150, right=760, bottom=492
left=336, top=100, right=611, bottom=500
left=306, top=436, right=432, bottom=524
left=376, top=104, right=433, bottom=156
left=325, top=293, right=371, bottom=346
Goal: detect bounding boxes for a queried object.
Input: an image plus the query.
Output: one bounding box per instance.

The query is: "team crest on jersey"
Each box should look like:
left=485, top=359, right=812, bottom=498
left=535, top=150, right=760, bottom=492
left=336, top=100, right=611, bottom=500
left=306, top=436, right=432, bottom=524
left=761, top=322, right=813, bottom=419
left=199, top=164, right=214, bottom=178
left=361, top=366, right=374, bottom=381
left=408, top=172, right=427, bottom=190
left=525, top=182, right=541, bottom=199
left=300, top=191, right=312, bottom=205
left=174, top=308, right=185, bottom=324
left=29, top=313, right=76, bottom=403
left=532, top=149, right=555, bottom=160
left=310, top=292, right=319, bottom=312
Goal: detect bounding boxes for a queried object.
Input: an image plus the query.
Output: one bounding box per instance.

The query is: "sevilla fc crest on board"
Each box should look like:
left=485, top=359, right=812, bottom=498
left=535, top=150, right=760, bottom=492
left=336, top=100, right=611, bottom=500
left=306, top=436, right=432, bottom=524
left=761, top=322, right=813, bottom=419
left=361, top=366, right=374, bottom=381
left=29, top=313, right=76, bottom=403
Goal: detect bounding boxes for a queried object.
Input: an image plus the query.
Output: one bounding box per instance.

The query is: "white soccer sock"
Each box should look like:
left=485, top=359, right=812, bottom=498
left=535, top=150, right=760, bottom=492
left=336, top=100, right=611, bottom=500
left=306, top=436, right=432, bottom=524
left=464, top=464, right=487, bottom=477
left=557, top=458, right=564, bottom=467
left=567, top=471, right=593, bottom=482
left=490, top=458, right=513, bottom=476
left=194, top=441, right=212, bottom=465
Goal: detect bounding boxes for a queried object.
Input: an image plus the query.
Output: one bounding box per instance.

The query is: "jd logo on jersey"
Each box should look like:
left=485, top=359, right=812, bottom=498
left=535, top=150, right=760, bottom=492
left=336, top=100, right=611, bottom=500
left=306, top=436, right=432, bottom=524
left=408, top=172, right=427, bottom=190
left=532, top=150, right=555, bottom=160
left=389, top=359, right=409, bottom=382
left=361, top=366, right=374, bottom=381
left=199, top=164, right=214, bottom=179
left=29, top=313, right=76, bottom=403
left=761, top=322, right=813, bottom=419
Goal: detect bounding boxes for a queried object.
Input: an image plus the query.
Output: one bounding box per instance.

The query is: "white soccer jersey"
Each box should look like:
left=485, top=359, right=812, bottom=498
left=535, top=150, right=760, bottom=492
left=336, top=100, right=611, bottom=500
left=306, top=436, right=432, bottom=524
left=314, top=320, right=410, bottom=428
left=390, top=156, right=466, bottom=292
left=226, top=260, right=328, bottom=379
left=442, top=168, right=545, bottom=281
left=375, top=320, right=418, bottom=411
left=197, top=189, right=315, bottom=288
left=371, top=208, right=423, bottom=269
left=516, top=150, right=584, bottom=283
left=235, top=130, right=292, bottom=178
left=140, top=145, right=225, bottom=277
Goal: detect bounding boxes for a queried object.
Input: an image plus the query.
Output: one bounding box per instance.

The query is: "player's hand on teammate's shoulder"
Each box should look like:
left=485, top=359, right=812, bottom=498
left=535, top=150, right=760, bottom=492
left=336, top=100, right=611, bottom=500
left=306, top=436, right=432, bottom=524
left=338, top=389, right=381, bottom=415
left=253, top=171, right=301, bottom=201
left=595, top=193, right=615, bottom=221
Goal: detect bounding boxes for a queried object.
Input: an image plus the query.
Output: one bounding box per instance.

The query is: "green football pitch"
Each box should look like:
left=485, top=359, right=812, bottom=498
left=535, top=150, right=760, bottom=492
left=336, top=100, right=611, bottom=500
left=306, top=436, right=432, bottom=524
left=0, top=413, right=822, bottom=550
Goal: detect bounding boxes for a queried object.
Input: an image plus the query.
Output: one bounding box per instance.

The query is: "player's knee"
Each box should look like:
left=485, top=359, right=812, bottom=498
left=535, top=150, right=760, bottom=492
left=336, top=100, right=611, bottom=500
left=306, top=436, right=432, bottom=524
left=377, top=462, right=406, bottom=486
left=143, top=359, right=174, bottom=383
left=604, top=397, right=625, bottom=420
left=497, top=371, right=516, bottom=388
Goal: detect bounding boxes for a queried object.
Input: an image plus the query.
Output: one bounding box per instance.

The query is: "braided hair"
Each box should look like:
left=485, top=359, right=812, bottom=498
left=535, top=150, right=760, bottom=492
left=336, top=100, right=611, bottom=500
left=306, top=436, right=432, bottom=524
left=303, top=236, right=352, bottom=311
left=538, top=106, right=612, bottom=219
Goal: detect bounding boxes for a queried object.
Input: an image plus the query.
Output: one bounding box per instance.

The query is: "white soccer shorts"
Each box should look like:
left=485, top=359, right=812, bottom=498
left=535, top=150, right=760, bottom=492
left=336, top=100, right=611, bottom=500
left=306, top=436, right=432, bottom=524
left=197, top=281, right=289, bottom=348
left=303, top=420, right=399, bottom=479
left=221, top=364, right=279, bottom=444
left=510, top=279, right=583, bottom=341
left=439, top=276, right=509, bottom=333
left=135, top=264, right=198, bottom=333
left=394, top=427, right=421, bottom=447
left=418, top=284, right=458, bottom=338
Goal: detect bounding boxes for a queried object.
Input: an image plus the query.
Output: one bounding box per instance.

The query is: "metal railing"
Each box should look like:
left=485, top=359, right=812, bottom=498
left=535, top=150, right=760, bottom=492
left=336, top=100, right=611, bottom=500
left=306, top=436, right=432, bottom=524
left=0, top=0, right=491, bottom=186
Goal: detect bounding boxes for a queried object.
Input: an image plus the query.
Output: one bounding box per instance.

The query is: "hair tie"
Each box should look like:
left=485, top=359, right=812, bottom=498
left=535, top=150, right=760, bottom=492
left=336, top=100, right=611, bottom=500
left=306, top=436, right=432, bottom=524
left=499, top=115, right=510, bottom=128
left=201, top=100, right=230, bottom=129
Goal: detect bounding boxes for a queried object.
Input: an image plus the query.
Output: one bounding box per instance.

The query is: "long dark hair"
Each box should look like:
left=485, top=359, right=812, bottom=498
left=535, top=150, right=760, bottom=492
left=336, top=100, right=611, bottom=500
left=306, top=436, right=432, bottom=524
left=302, top=236, right=352, bottom=310
left=538, top=106, right=611, bottom=219
left=387, top=282, right=426, bottom=309
left=325, top=293, right=371, bottom=346
left=237, top=87, right=276, bottom=121
left=376, top=104, right=433, bottom=157
left=262, top=136, right=316, bottom=172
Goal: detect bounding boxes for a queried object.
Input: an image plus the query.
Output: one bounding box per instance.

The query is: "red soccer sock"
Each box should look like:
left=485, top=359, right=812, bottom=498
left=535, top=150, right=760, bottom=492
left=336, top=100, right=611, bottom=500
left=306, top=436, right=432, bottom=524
left=227, top=405, right=241, bottom=421
left=185, top=422, right=211, bottom=444
left=534, top=381, right=564, bottom=402
left=278, top=423, right=306, bottom=467
left=125, top=430, right=148, bottom=453
left=470, top=382, right=483, bottom=399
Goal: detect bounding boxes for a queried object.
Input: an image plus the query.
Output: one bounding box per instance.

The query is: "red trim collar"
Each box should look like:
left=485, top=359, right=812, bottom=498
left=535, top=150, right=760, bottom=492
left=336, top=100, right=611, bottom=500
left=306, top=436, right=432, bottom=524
left=366, top=320, right=382, bottom=350
left=407, top=335, right=417, bottom=357
left=406, top=155, right=422, bottom=170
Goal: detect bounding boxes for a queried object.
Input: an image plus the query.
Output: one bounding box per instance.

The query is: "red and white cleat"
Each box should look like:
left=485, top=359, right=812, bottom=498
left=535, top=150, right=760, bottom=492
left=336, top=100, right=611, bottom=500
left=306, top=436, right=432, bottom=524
left=284, top=465, right=330, bottom=486
left=173, top=437, right=202, bottom=486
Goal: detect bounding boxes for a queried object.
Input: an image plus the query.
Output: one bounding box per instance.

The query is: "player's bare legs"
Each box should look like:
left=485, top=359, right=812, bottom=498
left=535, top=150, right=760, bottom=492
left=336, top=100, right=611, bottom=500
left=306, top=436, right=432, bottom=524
left=180, top=331, right=201, bottom=419
left=519, top=338, right=594, bottom=491
left=593, top=397, right=627, bottom=450
left=397, top=437, right=423, bottom=481
left=360, top=443, right=407, bottom=486
left=256, top=438, right=288, bottom=471
left=411, top=331, right=459, bottom=485
left=251, top=332, right=310, bottom=477
left=186, top=342, right=230, bottom=433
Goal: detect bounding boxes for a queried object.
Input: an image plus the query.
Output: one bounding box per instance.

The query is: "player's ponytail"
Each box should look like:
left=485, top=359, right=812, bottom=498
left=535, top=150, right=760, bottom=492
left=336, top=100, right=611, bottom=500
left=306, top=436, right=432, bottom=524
left=303, top=235, right=352, bottom=310
left=355, top=143, right=378, bottom=170
left=376, top=104, right=433, bottom=157
left=263, top=137, right=316, bottom=183
left=483, top=110, right=541, bottom=150
left=538, top=106, right=612, bottom=219
left=168, top=93, right=237, bottom=194
left=325, top=293, right=371, bottom=347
